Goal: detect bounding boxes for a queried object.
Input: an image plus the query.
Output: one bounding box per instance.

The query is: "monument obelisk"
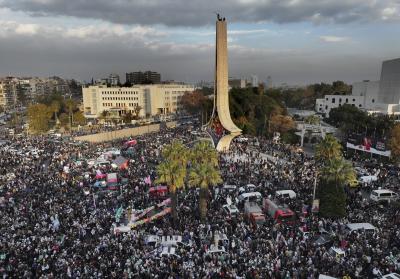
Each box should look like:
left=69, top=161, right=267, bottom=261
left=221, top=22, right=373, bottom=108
left=205, top=15, right=242, bottom=151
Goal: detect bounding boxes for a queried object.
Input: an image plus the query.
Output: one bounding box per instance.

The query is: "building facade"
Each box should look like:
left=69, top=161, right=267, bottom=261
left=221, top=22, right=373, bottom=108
left=379, top=58, right=400, bottom=104
left=82, top=84, right=194, bottom=119
left=0, top=77, right=18, bottom=108
left=228, top=78, right=246, bottom=89
left=126, top=71, right=161, bottom=84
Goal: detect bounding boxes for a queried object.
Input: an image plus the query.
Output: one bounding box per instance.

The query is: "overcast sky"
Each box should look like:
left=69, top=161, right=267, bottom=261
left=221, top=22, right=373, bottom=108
left=0, top=0, right=399, bottom=85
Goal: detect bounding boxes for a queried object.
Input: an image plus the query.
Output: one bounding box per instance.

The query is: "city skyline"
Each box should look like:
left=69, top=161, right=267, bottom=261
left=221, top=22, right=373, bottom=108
left=0, top=1, right=399, bottom=85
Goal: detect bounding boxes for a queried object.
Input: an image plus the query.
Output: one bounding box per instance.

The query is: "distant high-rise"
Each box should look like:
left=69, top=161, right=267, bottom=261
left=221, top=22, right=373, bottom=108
left=379, top=58, right=400, bottom=104
left=108, top=74, right=120, bottom=86
left=126, top=71, right=161, bottom=84
left=251, top=75, right=259, bottom=87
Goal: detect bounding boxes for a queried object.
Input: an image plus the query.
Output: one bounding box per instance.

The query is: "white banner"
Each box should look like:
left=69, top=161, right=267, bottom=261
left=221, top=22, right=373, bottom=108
left=346, top=142, right=391, bottom=157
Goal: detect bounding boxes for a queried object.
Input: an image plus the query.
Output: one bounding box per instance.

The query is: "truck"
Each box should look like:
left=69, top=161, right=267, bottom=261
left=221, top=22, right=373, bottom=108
left=244, top=201, right=266, bottom=227
left=263, top=198, right=295, bottom=224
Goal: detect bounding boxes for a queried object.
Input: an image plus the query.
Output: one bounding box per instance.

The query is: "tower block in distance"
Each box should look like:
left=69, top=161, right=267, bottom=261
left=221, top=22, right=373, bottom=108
left=204, top=15, right=242, bottom=151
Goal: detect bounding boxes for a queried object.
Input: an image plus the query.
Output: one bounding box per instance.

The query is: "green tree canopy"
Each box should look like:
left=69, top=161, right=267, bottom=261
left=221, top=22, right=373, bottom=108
left=315, top=134, right=342, bottom=162
left=389, top=124, right=400, bottom=161
left=189, top=141, right=222, bottom=221
left=27, top=104, right=52, bottom=133
left=156, top=141, right=189, bottom=226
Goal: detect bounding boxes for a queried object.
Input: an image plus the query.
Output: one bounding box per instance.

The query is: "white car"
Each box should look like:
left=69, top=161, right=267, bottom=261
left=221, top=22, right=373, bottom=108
left=222, top=204, right=239, bottom=216
left=382, top=273, right=400, bottom=279
left=155, top=246, right=180, bottom=259
left=204, top=245, right=228, bottom=257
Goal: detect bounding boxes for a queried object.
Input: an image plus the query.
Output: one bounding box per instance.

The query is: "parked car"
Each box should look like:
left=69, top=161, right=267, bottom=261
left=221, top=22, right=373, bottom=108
left=345, top=223, right=377, bottom=234
left=275, top=190, right=297, bottom=199
left=381, top=273, right=400, bottom=279
left=222, top=204, right=239, bottom=217
left=370, top=189, right=398, bottom=203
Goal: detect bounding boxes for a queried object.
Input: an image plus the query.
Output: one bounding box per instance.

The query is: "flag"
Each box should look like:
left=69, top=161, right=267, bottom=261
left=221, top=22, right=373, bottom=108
left=144, top=175, right=151, bottom=185
left=115, top=206, right=123, bottom=222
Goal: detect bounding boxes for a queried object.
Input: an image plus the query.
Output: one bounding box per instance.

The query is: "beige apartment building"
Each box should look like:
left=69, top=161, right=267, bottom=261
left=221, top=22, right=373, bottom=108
left=82, top=84, right=195, bottom=119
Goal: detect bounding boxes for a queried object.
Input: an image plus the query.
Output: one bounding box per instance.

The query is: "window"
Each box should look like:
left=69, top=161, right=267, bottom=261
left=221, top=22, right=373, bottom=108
left=359, top=104, right=362, bottom=107
left=331, top=98, right=335, bottom=103
left=353, top=99, right=355, bottom=102
left=372, top=99, right=375, bottom=103
left=325, top=105, right=328, bottom=110
left=346, top=98, right=348, bottom=103
left=339, top=98, right=342, bottom=103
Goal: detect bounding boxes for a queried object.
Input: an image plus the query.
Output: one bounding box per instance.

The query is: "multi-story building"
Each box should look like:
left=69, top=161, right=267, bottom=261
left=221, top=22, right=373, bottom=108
left=316, top=59, right=400, bottom=117
left=228, top=78, right=246, bottom=89
left=379, top=58, right=400, bottom=104
left=107, top=74, right=120, bottom=86
left=82, top=83, right=194, bottom=119
left=315, top=80, right=379, bottom=115
left=0, top=77, right=18, bottom=108
left=126, top=71, right=161, bottom=84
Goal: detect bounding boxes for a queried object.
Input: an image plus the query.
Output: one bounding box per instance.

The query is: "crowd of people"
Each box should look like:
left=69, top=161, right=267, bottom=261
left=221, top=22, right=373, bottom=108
left=0, top=121, right=399, bottom=278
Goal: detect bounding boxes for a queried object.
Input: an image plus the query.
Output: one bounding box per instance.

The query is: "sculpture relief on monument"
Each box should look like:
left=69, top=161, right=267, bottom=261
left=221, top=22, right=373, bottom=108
left=204, top=15, right=242, bottom=152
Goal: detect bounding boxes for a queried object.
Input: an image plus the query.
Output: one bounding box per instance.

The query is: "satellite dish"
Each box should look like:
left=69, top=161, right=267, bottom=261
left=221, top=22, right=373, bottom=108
left=226, top=197, right=232, bottom=205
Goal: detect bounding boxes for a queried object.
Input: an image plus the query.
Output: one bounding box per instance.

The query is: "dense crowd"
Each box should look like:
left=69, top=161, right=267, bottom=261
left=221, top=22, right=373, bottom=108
left=0, top=122, right=399, bottom=278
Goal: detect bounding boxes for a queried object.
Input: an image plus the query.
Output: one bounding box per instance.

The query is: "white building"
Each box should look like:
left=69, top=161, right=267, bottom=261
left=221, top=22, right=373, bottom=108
left=82, top=84, right=195, bottom=119
left=316, top=80, right=380, bottom=115
left=316, top=59, right=400, bottom=117
left=251, top=75, right=258, bottom=87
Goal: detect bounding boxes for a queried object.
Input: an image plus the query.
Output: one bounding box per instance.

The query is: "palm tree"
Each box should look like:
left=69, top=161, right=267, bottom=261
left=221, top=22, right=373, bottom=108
left=64, top=98, right=76, bottom=129
left=318, top=157, right=356, bottom=217
left=315, top=134, right=342, bottom=162
left=156, top=141, right=188, bottom=226
left=190, top=140, right=219, bottom=167
left=50, top=101, right=60, bottom=125
left=189, top=141, right=222, bottom=221
left=320, top=158, right=356, bottom=189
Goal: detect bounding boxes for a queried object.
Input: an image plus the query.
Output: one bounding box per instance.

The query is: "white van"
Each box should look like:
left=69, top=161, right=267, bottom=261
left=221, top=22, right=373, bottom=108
left=276, top=190, right=296, bottom=199
left=370, top=189, right=398, bottom=202
left=236, top=192, right=262, bottom=205
left=346, top=223, right=377, bottom=234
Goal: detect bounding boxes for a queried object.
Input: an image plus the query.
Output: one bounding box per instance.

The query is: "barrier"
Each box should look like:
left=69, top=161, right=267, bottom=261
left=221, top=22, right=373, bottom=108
left=74, top=121, right=177, bottom=143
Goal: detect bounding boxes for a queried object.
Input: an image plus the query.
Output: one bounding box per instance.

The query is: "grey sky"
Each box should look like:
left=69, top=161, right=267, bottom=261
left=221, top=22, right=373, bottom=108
left=0, top=0, right=399, bottom=85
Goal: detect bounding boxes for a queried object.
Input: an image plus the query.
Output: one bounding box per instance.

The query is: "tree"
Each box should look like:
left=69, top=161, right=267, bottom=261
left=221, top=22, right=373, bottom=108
left=64, top=98, right=76, bottom=129
left=315, top=134, right=342, bottom=162
left=181, top=90, right=207, bottom=114
left=320, top=158, right=356, bottom=188
left=123, top=112, right=134, bottom=124
left=156, top=141, right=189, bottom=226
left=389, top=124, right=400, bottom=161
left=133, top=106, right=142, bottom=119
left=59, top=113, right=69, bottom=128
left=318, top=158, right=356, bottom=217
left=189, top=141, right=222, bottom=221
left=27, top=104, right=52, bottom=133
left=304, top=115, right=320, bottom=125
left=73, top=111, right=86, bottom=126
left=269, top=114, right=295, bottom=134
left=50, top=101, right=61, bottom=124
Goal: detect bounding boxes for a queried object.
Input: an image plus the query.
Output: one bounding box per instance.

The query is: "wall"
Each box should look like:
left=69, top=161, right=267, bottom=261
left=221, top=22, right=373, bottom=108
left=74, top=121, right=177, bottom=143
